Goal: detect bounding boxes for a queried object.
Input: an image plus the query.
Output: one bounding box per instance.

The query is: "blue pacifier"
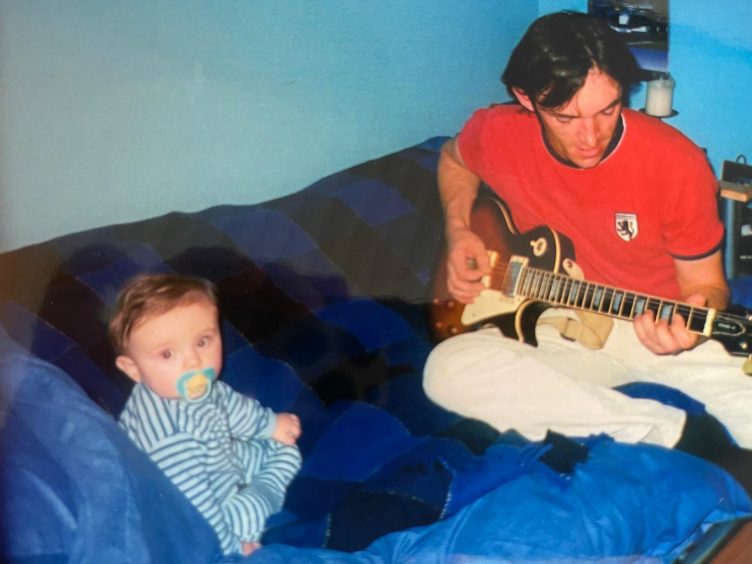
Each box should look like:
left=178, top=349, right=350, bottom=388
left=176, top=368, right=217, bottom=402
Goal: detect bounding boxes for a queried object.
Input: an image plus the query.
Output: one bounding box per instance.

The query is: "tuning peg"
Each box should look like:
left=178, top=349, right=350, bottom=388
left=742, top=356, right=752, bottom=375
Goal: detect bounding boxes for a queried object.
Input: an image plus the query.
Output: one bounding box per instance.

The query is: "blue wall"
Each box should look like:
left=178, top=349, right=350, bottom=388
left=543, top=0, right=752, bottom=176
left=669, top=1, right=752, bottom=174
left=0, top=1, right=534, bottom=252
left=1, top=1, right=750, bottom=252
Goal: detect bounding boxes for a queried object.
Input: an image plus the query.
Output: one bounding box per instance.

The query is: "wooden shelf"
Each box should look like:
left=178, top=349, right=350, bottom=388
left=720, top=180, right=752, bottom=203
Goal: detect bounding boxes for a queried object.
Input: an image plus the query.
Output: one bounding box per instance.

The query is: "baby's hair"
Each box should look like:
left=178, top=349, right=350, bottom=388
left=109, top=273, right=218, bottom=353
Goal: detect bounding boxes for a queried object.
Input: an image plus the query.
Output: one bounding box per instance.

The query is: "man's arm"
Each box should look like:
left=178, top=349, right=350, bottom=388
left=439, top=138, right=491, bottom=303
left=675, top=249, right=730, bottom=310
left=633, top=250, right=729, bottom=354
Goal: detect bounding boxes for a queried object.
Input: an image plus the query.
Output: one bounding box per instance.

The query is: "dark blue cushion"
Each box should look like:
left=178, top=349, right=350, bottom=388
left=0, top=327, right=220, bottom=563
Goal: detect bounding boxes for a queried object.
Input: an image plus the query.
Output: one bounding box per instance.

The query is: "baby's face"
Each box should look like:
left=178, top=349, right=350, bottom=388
left=117, top=296, right=222, bottom=400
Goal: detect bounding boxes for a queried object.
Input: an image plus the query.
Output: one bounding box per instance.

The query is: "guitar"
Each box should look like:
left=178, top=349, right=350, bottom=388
left=429, top=192, right=752, bottom=362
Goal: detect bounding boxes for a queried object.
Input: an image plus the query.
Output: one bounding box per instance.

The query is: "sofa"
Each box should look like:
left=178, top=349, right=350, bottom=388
left=2, top=137, right=751, bottom=563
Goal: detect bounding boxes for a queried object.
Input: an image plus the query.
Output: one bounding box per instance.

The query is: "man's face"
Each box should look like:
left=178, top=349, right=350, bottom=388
left=116, top=296, right=223, bottom=399
left=517, top=68, right=623, bottom=169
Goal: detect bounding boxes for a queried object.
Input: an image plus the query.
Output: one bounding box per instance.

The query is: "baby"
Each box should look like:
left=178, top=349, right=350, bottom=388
left=110, top=273, right=302, bottom=556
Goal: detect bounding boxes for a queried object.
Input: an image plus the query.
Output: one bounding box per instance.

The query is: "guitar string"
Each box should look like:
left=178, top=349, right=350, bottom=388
left=489, top=259, right=705, bottom=323
left=514, top=265, right=709, bottom=329
left=469, top=255, right=745, bottom=339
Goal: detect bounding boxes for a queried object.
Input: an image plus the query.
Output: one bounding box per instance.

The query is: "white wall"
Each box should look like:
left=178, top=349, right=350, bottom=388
left=0, top=1, right=535, bottom=252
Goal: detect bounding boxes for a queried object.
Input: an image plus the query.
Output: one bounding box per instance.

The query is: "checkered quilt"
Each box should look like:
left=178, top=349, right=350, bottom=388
left=1, top=137, right=750, bottom=563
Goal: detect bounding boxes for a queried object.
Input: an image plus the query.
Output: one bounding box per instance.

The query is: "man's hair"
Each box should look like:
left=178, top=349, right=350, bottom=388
left=109, top=273, right=218, bottom=353
left=502, top=11, right=641, bottom=108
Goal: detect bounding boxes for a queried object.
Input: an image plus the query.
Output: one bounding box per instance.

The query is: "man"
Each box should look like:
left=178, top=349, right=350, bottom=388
left=423, top=12, right=752, bottom=458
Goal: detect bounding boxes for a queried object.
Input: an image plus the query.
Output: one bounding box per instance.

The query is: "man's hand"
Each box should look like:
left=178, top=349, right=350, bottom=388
left=271, top=412, right=301, bottom=445
left=633, top=293, right=706, bottom=355
left=437, top=138, right=488, bottom=304
left=446, top=227, right=491, bottom=304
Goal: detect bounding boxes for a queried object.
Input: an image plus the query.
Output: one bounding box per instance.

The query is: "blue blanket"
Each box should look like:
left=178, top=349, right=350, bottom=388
left=1, top=137, right=751, bottom=563
left=3, top=325, right=750, bottom=563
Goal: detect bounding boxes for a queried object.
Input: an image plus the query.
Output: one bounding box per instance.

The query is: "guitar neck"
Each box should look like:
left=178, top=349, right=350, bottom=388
left=517, top=266, right=716, bottom=336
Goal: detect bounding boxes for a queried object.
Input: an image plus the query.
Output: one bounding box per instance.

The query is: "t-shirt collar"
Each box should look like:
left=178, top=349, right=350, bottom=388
left=543, top=113, right=625, bottom=169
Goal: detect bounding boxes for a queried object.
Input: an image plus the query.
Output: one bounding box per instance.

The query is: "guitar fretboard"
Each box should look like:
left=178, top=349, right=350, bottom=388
left=517, top=266, right=713, bottom=335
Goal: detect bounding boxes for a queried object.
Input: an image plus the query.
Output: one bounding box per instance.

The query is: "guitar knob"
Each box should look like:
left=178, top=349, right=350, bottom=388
left=448, top=325, right=458, bottom=335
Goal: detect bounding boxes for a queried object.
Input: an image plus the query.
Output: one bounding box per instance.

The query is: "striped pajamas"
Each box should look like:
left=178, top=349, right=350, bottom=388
left=119, top=381, right=301, bottom=555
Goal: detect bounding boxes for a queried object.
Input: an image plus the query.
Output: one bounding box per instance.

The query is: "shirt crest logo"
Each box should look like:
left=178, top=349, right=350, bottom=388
left=614, top=213, right=638, bottom=241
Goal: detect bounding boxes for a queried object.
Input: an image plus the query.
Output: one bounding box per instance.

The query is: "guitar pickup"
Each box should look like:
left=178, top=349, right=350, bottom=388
left=503, top=256, right=528, bottom=297
left=481, top=251, right=499, bottom=288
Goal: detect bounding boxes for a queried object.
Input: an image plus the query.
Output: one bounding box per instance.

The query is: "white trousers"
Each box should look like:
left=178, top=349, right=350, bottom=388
left=424, top=312, right=752, bottom=448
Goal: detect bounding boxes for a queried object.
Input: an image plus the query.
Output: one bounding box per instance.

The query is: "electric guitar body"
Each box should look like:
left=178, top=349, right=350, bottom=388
left=429, top=192, right=752, bottom=366
left=430, top=193, right=575, bottom=345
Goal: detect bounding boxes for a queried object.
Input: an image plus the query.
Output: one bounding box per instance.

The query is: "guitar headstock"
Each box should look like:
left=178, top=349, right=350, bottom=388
left=712, top=306, right=752, bottom=361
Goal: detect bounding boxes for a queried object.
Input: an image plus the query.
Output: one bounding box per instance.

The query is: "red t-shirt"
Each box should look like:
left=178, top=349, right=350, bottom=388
left=456, top=105, right=723, bottom=300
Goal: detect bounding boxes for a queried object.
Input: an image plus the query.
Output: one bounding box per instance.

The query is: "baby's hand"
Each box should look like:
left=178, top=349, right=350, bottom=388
left=271, top=412, right=301, bottom=445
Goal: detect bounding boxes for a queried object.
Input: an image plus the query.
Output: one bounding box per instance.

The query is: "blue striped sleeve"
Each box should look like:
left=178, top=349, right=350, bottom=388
left=118, top=385, right=178, bottom=451
left=216, top=382, right=276, bottom=440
